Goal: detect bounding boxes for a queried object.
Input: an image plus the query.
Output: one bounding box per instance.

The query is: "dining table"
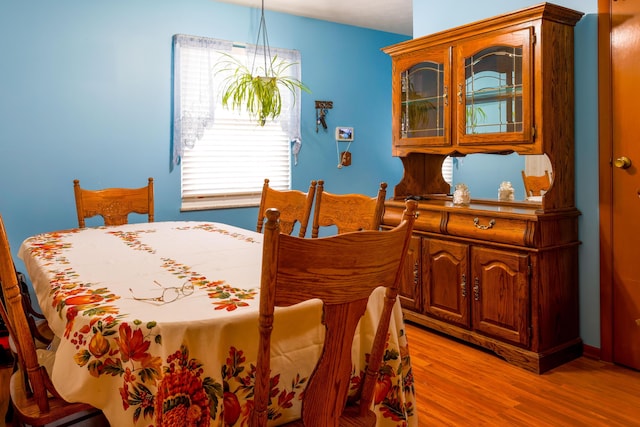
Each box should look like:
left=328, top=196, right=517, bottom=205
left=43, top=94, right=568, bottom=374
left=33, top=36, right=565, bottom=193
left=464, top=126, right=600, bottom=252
left=18, top=221, right=418, bottom=427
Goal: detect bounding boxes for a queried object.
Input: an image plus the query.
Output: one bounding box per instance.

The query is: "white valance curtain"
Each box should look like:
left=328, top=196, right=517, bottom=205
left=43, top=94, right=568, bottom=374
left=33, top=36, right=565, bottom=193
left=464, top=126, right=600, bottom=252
left=171, top=34, right=303, bottom=168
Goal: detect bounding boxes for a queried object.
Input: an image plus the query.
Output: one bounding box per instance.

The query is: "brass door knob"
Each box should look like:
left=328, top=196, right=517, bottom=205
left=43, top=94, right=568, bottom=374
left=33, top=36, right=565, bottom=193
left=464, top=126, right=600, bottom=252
left=614, top=156, right=632, bottom=169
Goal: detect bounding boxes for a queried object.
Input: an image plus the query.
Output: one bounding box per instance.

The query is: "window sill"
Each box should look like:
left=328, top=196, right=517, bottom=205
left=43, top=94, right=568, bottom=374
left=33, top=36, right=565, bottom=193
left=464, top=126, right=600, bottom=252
left=181, top=194, right=261, bottom=211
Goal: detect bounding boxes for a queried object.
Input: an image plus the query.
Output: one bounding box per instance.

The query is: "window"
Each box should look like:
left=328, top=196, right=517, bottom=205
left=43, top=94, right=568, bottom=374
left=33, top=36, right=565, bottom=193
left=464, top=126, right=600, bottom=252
left=172, top=34, right=303, bottom=210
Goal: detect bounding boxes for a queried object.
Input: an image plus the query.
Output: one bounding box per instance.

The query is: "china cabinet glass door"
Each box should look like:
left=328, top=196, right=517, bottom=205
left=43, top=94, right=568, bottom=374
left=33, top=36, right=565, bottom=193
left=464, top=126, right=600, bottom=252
left=456, top=29, right=533, bottom=145
left=395, top=47, right=450, bottom=146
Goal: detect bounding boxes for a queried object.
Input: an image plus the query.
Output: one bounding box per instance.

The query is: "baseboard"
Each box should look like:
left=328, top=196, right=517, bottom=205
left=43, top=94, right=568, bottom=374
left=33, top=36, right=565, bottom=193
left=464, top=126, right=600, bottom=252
left=582, top=343, right=600, bottom=360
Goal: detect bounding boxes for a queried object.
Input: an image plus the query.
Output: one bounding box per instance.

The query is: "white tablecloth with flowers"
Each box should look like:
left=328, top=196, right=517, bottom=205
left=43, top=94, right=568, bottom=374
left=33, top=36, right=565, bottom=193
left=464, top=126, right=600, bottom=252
left=18, top=221, right=417, bottom=426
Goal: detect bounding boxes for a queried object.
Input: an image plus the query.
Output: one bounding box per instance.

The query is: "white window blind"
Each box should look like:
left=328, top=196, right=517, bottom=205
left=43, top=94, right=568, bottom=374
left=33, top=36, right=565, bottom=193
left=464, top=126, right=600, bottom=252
left=172, top=34, right=302, bottom=210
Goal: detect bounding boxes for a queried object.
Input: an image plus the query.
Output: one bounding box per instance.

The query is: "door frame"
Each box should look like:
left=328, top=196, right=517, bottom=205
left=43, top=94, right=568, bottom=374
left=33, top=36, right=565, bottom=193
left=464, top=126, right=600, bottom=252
left=597, top=0, right=613, bottom=362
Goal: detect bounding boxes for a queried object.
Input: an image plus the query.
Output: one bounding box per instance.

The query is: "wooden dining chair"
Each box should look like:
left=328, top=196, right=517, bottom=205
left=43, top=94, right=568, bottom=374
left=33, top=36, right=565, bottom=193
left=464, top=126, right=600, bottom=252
left=521, top=170, right=551, bottom=197
left=256, top=178, right=317, bottom=237
left=0, top=214, right=104, bottom=426
left=252, top=199, right=418, bottom=427
left=73, top=178, right=154, bottom=228
left=311, top=180, right=387, bottom=238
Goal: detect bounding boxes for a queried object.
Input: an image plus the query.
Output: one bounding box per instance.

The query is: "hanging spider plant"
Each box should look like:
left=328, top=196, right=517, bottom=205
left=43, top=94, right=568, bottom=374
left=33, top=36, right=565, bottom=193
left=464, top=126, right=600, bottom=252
left=217, top=53, right=310, bottom=126
left=216, top=0, right=310, bottom=126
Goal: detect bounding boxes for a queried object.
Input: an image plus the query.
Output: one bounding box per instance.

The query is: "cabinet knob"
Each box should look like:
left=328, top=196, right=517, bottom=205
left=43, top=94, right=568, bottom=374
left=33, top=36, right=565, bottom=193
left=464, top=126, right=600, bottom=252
left=614, top=156, right=632, bottom=169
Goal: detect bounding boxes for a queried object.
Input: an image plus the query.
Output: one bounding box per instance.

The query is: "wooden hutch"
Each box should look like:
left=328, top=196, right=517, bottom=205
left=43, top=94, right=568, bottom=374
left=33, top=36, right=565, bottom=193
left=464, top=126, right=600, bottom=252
left=381, top=3, right=584, bottom=373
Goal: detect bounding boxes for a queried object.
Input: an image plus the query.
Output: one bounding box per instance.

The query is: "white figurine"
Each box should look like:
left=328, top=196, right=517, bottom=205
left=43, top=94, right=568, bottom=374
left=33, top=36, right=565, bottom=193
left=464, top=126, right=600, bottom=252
left=498, top=181, right=515, bottom=201
left=453, top=183, right=471, bottom=206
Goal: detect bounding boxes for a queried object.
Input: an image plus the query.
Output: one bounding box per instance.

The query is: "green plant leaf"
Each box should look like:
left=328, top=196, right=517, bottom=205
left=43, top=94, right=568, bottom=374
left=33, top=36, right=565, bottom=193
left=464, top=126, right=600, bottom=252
left=216, top=53, right=310, bottom=126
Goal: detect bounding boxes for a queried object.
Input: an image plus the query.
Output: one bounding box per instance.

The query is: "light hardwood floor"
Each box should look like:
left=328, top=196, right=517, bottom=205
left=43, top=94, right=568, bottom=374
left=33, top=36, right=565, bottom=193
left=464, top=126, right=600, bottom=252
left=2, top=322, right=640, bottom=426
left=406, top=322, right=640, bottom=426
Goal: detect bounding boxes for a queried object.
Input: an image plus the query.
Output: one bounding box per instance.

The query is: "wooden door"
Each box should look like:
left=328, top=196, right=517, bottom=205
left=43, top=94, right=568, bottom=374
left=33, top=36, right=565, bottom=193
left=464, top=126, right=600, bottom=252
left=423, top=239, right=469, bottom=328
left=600, top=0, right=640, bottom=369
left=471, top=247, right=530, bottom=347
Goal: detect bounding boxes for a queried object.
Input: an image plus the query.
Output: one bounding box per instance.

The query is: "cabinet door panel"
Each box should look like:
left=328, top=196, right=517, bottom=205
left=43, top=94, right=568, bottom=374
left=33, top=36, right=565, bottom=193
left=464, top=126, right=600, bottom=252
left=424, top=239, right=469, bottom=327
left=393, top=46, right=451, bottom=148
left=398, top=235, right=422, bottom=311
left=456, top=28, right=533, bottom=145
left=471, top=247, right=530, bottom=347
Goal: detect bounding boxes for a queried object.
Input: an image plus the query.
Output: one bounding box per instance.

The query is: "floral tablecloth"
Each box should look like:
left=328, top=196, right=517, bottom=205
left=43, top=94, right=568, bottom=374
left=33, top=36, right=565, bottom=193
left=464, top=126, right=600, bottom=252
left=18, top=221, right=417, bottom=426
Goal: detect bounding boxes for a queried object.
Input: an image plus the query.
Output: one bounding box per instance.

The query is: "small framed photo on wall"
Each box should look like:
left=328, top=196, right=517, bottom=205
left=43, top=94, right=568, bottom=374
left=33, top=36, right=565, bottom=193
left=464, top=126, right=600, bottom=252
left=335, top=127, right=354, bottom=141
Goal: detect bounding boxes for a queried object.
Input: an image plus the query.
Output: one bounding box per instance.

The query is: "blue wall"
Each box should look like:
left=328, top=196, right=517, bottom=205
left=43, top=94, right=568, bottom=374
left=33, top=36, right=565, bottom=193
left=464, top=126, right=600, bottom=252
left=414, top=0, right=601, bottom=348
left=0, top=0, right=603, bottom=350
left=0, top=1, right=408, bottom=266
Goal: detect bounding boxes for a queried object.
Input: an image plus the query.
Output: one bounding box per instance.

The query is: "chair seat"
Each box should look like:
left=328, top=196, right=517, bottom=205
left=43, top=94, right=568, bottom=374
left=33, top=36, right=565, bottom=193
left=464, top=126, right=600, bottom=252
left=10, top=370, right=102, bottom=427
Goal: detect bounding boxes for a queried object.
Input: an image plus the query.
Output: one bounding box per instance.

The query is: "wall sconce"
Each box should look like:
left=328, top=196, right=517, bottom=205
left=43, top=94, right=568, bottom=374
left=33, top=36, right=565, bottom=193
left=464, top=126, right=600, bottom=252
left=315, top=100, right=333, bottom=132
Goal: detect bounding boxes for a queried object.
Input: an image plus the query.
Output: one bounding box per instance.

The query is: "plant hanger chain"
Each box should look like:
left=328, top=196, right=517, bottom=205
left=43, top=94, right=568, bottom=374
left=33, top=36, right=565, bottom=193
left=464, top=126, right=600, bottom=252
left=251, top=0, right=274, bottom=78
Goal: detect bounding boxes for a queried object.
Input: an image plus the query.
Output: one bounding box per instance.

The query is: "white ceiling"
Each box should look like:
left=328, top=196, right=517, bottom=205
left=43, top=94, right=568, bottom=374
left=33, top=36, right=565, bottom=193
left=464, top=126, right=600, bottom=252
left=214, top=0, right=413, bottom=36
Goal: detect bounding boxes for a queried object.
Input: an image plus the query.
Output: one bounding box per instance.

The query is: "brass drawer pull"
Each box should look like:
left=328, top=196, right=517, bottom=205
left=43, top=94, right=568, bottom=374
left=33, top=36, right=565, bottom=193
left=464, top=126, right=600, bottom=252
left=473, top=217, right=496, bottom=230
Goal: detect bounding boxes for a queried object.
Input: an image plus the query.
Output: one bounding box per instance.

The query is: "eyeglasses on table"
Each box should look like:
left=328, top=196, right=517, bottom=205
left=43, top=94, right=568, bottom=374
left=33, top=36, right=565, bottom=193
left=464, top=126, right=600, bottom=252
left=129, top=280, right=194, bottom=304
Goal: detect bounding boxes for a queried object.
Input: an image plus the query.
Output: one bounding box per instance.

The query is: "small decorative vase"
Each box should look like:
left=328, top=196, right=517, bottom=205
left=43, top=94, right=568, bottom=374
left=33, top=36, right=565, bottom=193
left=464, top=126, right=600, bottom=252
left=453, top=183, right=471, bottom=206
left=498, top=181, right=515, bottom=201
